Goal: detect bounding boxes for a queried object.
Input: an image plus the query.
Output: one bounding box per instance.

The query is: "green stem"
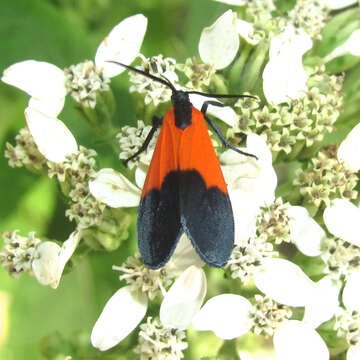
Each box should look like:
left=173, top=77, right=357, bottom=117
left=229, top=43, right=252, bottom=91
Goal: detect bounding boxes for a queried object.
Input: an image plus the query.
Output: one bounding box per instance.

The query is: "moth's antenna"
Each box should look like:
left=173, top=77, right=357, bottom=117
left=106, top=61, right=177, bottom=92
left=186, top=90, right=257, bottom=100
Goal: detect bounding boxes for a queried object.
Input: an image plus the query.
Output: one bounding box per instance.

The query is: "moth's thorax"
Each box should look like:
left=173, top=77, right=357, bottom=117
left=171, top=91, right=192, bottom=130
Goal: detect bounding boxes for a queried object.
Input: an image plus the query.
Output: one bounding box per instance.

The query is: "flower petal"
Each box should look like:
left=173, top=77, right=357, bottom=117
left=303, top=276, right=340, bottom=328
left=343, top=271, right=360, bottom=311
left=32, top=242, right=61, bottom=287
left=324, top=29, right=360, bottom=62
left=24, top=107, right=77, bottom=162
left=347, top=345, right=360, bottom=360
left=323, top=199, right=360, bottom=247
left=52, top=230, right=82, bottom=289
left=165, top=234, right=204, bottom=276
left=189, top=94, right=238, bottom=127
left=254, top=258, right=316, bottom=307
left=199, top=10, right=239, bottom=69
left=230, top=190, right=259, bottom=244
left=263, top=26, right=312, bottom=104
left=211, top=0, right=246, bottom=5
left=338, top=123, right=360, bottom=171
left=221, top=134, right=276, bottom=207
left=273, top=320, right=329, bottom=360
left=2, top=60, right=66, bottom=116
left=236, top=19, right=259, bottom=45
left=286, top=206, right=325, bottom=257
left=192, top=294, right=252, bottom=339
left=95, top=14, right=148, bottom=78
left=321, top=0, right=357, bottom=9
left=91, top=286, right=147, bottom=351
left=160, top=266, right=206, bottom=329
left=89, top=168, right=141, bottom=208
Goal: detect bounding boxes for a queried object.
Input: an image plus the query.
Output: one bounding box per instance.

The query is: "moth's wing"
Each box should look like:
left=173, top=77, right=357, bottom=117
left=179, top=107, right=234, bottom=267
left=137, top=109, right=182, bottom=269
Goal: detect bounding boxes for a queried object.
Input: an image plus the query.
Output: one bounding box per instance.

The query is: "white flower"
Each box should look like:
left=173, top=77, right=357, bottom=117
left=263, top=25, right=312, bottom=104
left=320, top=0, right=358, bottom=9
left=160, top=266, right=206, bottom=329
left=286, top=205, right=325, bottom=257
left=199, top=10, right=239, bottom=69
left=95, top=14, right=147, bottom=78
left=91, top=286, right=148, bottom=351
left=32, top=230, right=81, bottom=289
left=347, top=344, right=360, bottom=360
left=89, top=168, right=141, bottom=208
left=192, top=293, right=252, bottom=339
left=253, top=258, right=317, bottom=307
left=24, top=107, right=77, bottom=163
left=2, top=60, right=67, bottom=117
left=342, top=271, right=360, bottom=312
left=303, top=276, right=340, bottom=329
left=338, top=122, right=360, bottom=171
left=254, top=259, right=339, bottom=329
left=164, top=234, right=204, bottom=276
left=273, top=320, right=329, bottom=360
left=220, top=134, right=277, bottom=244
left=91, top=240, right=204, bottom=351
left=189, top=93, right=239, bottom=127
left=324, top=29, right=360, bottom=63
left=2, top=14, right=147, bottom=161
left=323, top=198, right=360, bottom=247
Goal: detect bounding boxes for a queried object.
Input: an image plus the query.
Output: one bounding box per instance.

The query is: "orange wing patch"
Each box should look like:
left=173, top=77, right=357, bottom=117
left=179, top=106, right=228, bottom=194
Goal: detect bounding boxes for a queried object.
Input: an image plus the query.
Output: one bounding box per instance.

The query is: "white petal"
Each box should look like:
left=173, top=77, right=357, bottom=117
left=269, top=26, right=312, bottom=60
left=135, top=166, right=147, bottom=189
left=274, top=320, right=329, bottom=360
left=343, top=271, right=360, bottom=311
left=192, top=294, right=252, bottom=339
left=32, top=242, right=61, bottom=287
left=246, top=134, right=273, bottom=166
left=91, top=287, right=147, bottom=351
left=199, top=10, right=239, bottom=69
left=338, top=123, right=360, bottom=171
left=52, top=230, right=81, bottom=289
left=263, top=26, right=312, bottom=105
left=220, top=134, right=276, bottom=206
left=323, top=199, right=360, bottom=246
left=189, top=94, right=238, bottom=127
left=2, top=60, right=66, bottom=116
left=324, top=29, right=360, bottom=63
left=165, top=234, right=204, bottom=276
left=303, top=276, right=340, bottom=328
left=28, top=96, right=65, bottom=118
left=230, top=190, right=259, bottom=244
left=320, top=0, right=357, bottom=9
left=236, top=19, right=259, bottom=45
left=286, top=206, right=325, bottom=257
left=254, top=258, right=316, bottom=307
left=211, top=0, right=246, bottom=5
left=347, top=345, right=360, bottom=360
left=160, top=266, right=206, bottom=329
left=263, top=59, right=307, bottom=104
left=24, top=107, right=77, bottom=162
left=89, top=168, right=141, bottom=208
left=95, top=14, right=148, bottom=78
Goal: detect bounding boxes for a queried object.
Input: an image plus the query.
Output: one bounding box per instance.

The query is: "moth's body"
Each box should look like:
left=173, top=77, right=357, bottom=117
left=138, top=91, right=234, bottom=269
left=113, top=61, right=257, bottom=269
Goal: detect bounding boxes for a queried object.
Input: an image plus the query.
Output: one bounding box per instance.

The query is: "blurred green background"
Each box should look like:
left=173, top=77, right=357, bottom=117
left=0, top=0, right=231, bottom=358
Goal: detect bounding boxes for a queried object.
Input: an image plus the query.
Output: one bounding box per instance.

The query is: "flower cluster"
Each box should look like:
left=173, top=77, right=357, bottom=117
left=1, top=1, right=360, bottom=360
